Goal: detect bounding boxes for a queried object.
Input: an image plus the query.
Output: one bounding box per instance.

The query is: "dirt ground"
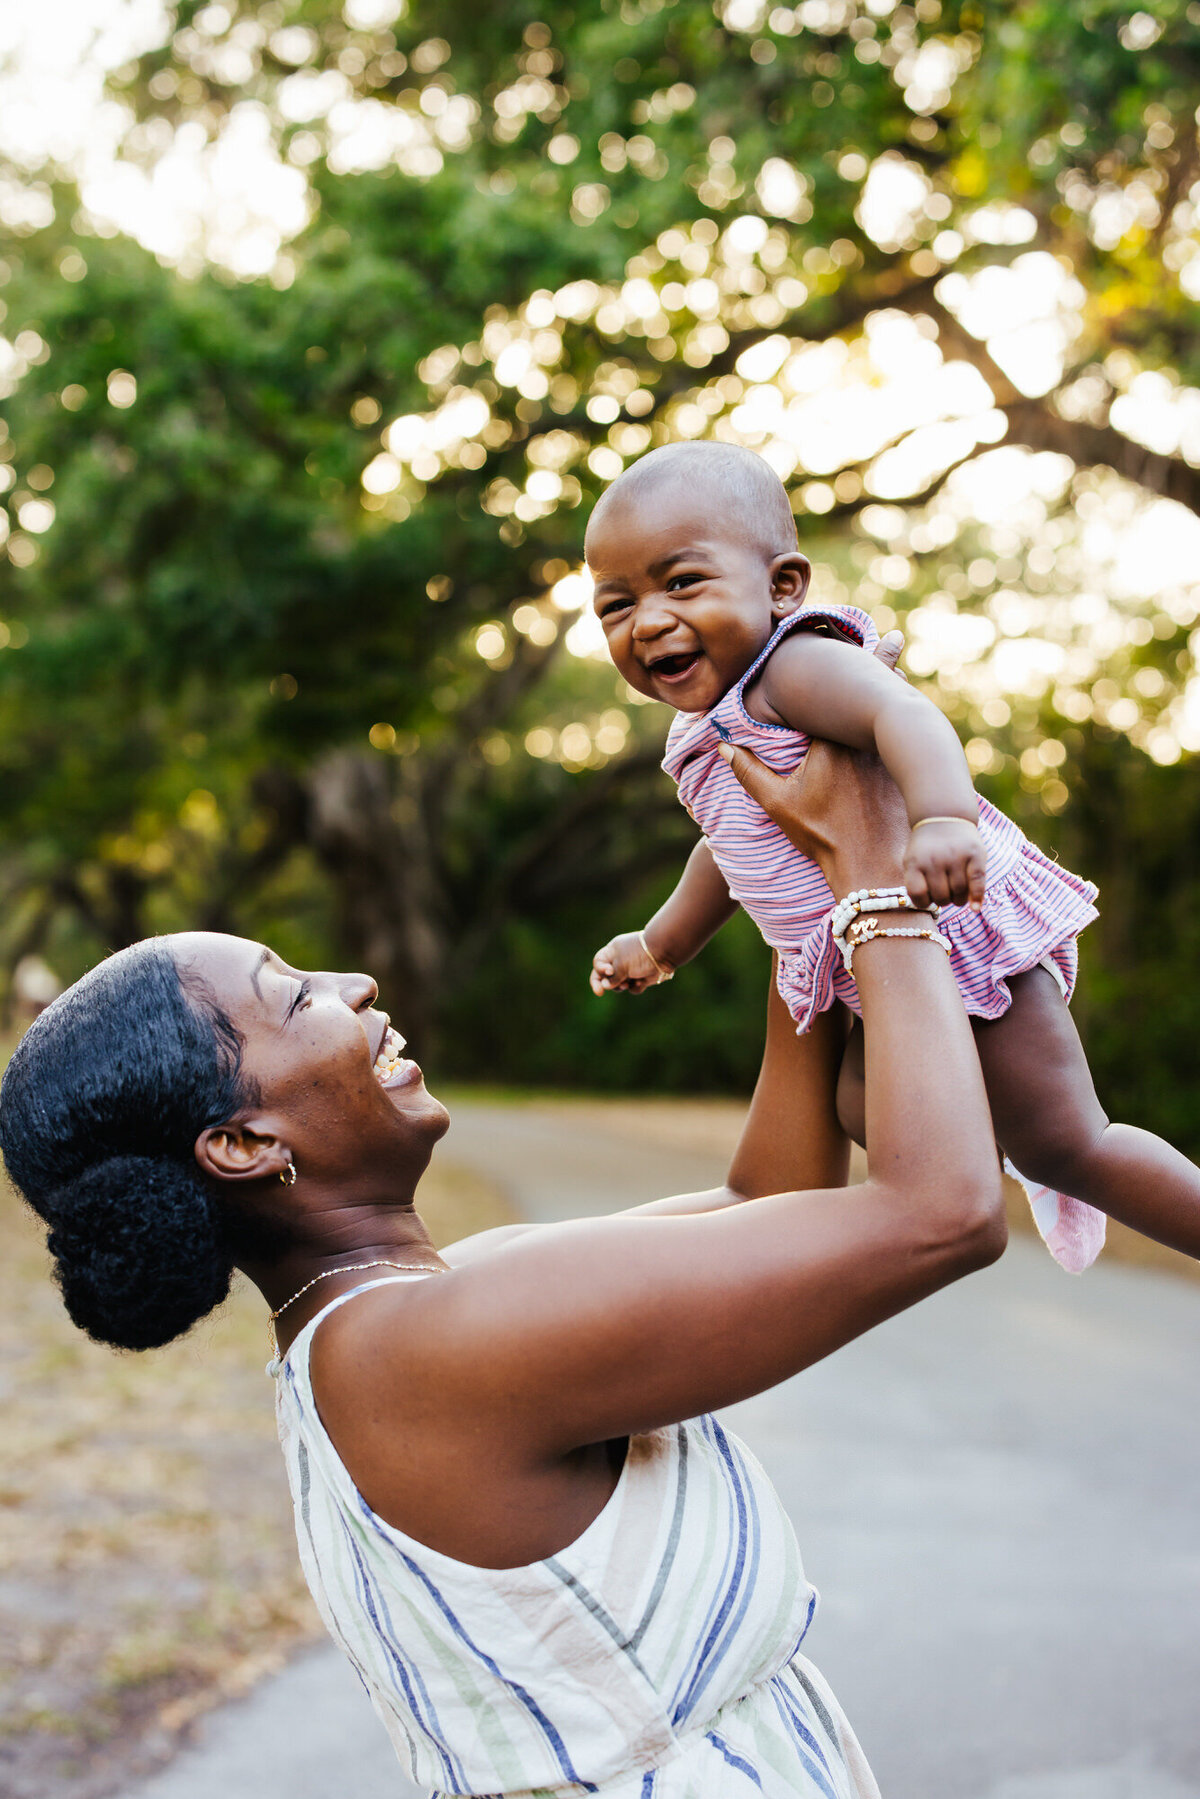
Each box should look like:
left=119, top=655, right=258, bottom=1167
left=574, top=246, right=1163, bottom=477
left=0, top=1148, right=514, bottom=1799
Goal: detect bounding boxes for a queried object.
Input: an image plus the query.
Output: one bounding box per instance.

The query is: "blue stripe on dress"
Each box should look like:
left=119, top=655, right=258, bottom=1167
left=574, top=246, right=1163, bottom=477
left=341, top=1517, right=464, bottom=1790
left=708, top=1729, right=766, bottom=1789
left=384, top=1530, right=599, bottom=1794
left=788, top=1588, right=819, bottom=1658
left=769, top=1673, right=841, bottom=1799
left=330, top=1515, right=426, bottom=1784
left=668, top=1419, right=744, bottom=1720
left=679, top=1419, right=764, bottom=1724
left=671, top=1416, right=755, bottom=1725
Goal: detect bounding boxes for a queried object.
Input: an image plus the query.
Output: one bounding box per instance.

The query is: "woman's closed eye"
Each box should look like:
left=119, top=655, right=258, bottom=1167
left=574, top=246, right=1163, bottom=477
left=284, top=979, right=312, bottom=1023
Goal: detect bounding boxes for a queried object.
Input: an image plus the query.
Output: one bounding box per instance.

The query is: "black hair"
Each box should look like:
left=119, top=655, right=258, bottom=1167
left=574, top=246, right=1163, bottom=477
left=0, top=939, right=260, bottom=1351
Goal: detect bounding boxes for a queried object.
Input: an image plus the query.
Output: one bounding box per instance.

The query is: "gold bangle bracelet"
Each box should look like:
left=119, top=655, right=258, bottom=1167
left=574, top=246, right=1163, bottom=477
left=911, top=815, right=975, bottom=830
left=638, top=930, right=675, bottom=982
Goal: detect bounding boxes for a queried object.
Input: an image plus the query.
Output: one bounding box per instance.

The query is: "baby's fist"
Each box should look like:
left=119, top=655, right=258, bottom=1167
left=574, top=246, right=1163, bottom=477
left=903, top=818, right=986, bottom=911
left=590, top=931, right=673, bottom=996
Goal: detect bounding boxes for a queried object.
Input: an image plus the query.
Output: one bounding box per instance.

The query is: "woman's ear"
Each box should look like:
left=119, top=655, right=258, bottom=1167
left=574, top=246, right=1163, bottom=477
left=770, top=553, right=812, bottom=614
left=195, top=1121, right=290, bottom=1185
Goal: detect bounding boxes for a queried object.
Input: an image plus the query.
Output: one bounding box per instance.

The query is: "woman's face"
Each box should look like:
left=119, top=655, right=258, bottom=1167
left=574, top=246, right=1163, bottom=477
left=172, top=932, right=449, bottom=1196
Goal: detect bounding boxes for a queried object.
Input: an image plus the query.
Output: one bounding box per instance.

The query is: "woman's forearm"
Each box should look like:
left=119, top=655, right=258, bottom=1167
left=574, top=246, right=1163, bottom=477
left=727, top=977, right=851, bottom=1197
left=643, top=838, right=738, bottom=970
left=442, top=923, right=1005, bottom=1451
left=850, top=919, right=1000, bottom=1256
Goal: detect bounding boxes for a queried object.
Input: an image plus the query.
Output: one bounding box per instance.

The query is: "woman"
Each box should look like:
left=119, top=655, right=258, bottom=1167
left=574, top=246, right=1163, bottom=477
left=0, top=738, right=1004, bottom=1798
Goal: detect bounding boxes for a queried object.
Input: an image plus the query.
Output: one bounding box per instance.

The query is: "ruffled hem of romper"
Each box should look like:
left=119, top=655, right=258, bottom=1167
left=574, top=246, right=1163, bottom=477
left=773, top=833, right=1099, bottom=1034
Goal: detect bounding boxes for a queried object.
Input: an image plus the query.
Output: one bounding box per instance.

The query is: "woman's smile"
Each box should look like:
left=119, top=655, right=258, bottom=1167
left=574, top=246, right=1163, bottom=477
left=371, top=1021, right=423, bottom=1092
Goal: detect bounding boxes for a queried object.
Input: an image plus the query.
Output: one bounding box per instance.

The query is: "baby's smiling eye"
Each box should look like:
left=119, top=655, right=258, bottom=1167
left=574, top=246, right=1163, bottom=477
left=666, top=573, right=703, bottom=592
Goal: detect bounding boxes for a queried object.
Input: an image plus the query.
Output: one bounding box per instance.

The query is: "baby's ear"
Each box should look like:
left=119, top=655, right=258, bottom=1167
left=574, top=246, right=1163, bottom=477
left=770, top=552, right=811, bottom=613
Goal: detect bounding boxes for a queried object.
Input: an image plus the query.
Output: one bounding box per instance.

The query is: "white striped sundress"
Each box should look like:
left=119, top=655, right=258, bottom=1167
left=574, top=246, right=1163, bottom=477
left=661, top=603, right=1106, bottom=1275
left=274, top=1276, right=881, bottom=1798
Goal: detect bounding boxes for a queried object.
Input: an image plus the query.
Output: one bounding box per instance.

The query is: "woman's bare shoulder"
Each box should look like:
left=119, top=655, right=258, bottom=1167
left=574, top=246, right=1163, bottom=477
left=438, top=1221, right=545, bottom=1267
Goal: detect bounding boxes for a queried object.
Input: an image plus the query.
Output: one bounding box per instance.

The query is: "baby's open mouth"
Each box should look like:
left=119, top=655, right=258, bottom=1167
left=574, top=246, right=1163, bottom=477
left=373, top=1025, right=412, bottom=1086
left=648, top=650, right=701, bottom=682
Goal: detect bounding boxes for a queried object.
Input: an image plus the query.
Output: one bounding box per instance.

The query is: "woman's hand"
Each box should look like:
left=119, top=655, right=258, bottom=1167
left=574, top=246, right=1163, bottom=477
left=716, top=624, right=912, bottom=899
left=717, top=735, right=910, bottom=901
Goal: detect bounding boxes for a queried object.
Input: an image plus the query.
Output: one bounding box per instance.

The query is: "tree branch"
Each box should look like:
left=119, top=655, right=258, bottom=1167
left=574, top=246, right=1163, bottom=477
left=1002, top=400, right=1200, bottom=513
left=924, top=295, right=1200, bottom=516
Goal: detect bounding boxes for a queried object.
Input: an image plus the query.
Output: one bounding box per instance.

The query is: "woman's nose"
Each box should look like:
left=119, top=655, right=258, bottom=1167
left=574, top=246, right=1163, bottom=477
left=338, top=971, right=379, bottom=1012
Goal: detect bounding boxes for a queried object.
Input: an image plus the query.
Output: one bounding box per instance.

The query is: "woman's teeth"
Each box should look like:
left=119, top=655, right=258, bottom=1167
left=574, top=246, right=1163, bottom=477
left=373, top=1025, right=409, bottom=1085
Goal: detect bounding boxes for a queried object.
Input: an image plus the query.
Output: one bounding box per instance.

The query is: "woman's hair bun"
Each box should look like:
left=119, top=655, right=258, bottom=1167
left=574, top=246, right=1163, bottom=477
left=43, top=1155, right=233, bottom=1351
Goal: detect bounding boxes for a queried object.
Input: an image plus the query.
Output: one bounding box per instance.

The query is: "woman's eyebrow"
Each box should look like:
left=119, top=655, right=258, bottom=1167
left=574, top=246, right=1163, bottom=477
left=249, top=946, right=271, bottom=1000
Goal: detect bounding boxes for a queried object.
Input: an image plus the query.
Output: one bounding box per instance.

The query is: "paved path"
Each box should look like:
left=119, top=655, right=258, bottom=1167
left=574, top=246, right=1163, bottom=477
left=122, top=1102, right=1200, bottom=1799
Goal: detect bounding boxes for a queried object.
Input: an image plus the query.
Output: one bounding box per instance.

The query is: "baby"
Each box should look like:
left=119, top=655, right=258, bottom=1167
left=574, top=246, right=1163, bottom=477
left=587, top=441, right=1200, bottom=1272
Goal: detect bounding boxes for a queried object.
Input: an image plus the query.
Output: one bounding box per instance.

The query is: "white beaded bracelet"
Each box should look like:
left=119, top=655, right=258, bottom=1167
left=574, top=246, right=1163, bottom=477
left=845, top=918, right=952, bottom=972
left=831, top=889, right=920, bottom=970
left=829, top=885, right=911, bottom=941
left=829, top=886, right=942, bottom=934
left=831, top=885, right=906, bottom=928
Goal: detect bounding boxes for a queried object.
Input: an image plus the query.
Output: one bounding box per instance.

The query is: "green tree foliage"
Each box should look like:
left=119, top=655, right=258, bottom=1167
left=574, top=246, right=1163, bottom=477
left=1, top=0, right=1199, bottom=1137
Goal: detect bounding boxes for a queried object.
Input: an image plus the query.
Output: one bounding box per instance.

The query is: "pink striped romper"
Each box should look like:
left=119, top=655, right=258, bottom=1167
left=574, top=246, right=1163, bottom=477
left=661, top=602, right=1106, bottom=1274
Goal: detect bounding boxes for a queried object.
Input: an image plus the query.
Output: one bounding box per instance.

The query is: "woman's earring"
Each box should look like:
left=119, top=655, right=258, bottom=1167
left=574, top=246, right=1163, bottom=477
left=279, top=1160, right=297, bottom=1187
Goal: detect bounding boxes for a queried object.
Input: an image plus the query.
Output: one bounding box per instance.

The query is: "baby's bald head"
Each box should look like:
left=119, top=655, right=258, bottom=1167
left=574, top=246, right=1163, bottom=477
left=585, top=441, right=797, bottom=566
left=584, top=440, right=812, bottom=713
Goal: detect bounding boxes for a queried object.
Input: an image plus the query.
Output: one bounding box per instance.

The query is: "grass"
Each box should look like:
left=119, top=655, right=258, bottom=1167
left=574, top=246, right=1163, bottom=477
left=0, top=1100, right=515, bottom=1799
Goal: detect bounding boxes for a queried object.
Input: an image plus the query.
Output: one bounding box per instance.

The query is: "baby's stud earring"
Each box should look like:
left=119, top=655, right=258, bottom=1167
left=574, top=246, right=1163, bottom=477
left=279, top=1160, right=297, bottom=1187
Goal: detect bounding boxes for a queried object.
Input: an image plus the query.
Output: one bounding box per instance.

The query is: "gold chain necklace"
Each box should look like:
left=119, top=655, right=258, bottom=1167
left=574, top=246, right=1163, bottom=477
left=267, top=1259, right=446, bottom=1370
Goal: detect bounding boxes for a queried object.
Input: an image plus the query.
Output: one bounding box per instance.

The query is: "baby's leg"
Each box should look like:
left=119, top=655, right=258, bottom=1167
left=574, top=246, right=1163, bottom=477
left=974, top=968, right=1200, bottom=1259
left=835, top=1018, right=867, bottom=1149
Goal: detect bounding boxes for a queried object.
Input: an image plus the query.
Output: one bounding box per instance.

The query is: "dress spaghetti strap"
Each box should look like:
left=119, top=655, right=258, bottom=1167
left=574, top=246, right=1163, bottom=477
left=270, top=1273, right=440, bottom=1379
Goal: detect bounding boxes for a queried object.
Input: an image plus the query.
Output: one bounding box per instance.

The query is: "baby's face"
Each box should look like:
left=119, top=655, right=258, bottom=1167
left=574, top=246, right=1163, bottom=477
left=586, top=485, right=807, bottom=713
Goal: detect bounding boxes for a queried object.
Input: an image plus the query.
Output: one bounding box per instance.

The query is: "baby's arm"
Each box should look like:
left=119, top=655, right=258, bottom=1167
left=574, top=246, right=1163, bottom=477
left=591, top=839, right=738, bottom=995
left=753, top=632, right=985, bottom=909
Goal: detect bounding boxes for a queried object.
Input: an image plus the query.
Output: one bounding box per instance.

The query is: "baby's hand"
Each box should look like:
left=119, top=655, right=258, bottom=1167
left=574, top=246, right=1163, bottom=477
left=590, top=931, right=673, bottom=995
left=903, top=818, right=987, bottom=911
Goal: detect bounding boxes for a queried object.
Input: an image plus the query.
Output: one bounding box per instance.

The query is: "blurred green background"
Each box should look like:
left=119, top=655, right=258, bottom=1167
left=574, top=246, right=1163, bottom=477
left=2, top=0, right=1200, bottom=1146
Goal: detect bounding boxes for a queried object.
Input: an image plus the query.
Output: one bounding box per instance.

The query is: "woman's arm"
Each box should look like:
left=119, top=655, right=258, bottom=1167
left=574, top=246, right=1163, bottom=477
left=625, top=993, right=851, bottom=1212
left=456, top=635, right=896, bottom=1245
left=334, top=746, right=1004, bottom=1467
left=727, top=968, right=851, bottom=1197
left=447, top=972, right=849, bottom=1255
left=754, top=632, right=986, bottom=910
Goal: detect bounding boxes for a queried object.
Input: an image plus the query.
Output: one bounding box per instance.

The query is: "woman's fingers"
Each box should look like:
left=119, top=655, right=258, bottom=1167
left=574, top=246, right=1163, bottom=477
left=715, top=739, right=786, bottom=813
left=719, top=735, right=910, bottom=887
left=874, top=629, right=907, bottom=677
